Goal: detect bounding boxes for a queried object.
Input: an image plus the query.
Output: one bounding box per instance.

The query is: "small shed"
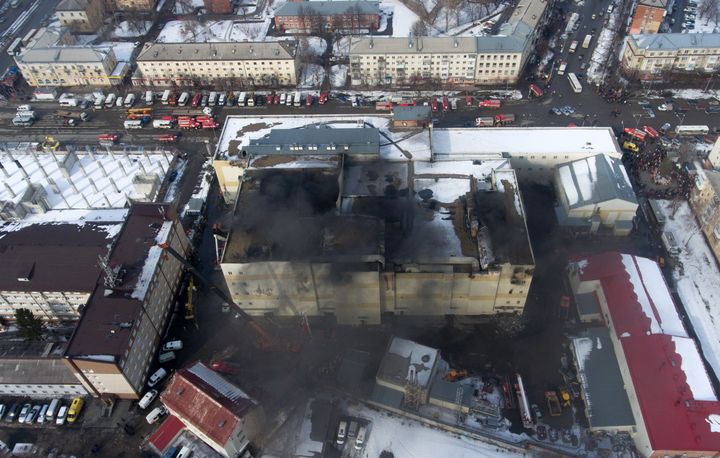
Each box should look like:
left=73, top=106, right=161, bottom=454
left=392, top=105, right=432, bottom=128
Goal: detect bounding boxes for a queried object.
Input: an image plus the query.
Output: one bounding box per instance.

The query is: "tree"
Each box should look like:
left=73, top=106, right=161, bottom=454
left=15, top=308, right=44, bottom=340
left=410, top=20, right=428, bottom=37
left=698, top=0, right=719, bottom=25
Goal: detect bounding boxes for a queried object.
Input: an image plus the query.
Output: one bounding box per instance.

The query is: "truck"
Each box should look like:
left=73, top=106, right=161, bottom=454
left=12, top=115, right=33, bottom=127
left=375, top=101, right=393, bottom=111
left=624, top=127, right=647, bottom=142
left=582, top=34, right=592, bottom=49
left=237, top=92, right=247, bottom=107
left=155, top=134, right=179, bottom=143
left=319, top=92, right=328, bottom=104
left=123, top=93, right=136, bottom=108
left=178, top=116, right=199, bottom=129
left=545, top=391, right=562, bottom=416
left=479, top=99, right=501, bottom=108
left=529, top=84, right=544, bottom=98
left=293, top=91, right=302, bottom=107
left=153, top=119, right=175, bottom=129
left=494, top=113, right=515, bottom=125
left=431, top=97, right=438, bottom=112
left=123, top=120, right=144, bottom=129
left=475, top=116, right=495, bottom=127
left=161, top=89, right=171, bottom=105
left=54, top=110, right=89, bottom=125
left=442, top=96, right=449, bottom=112
left=569, top=40, right=578, bottom=53
left=557, top=62, right=567, bottom=75
left=58, top=94, right=79, bottom=107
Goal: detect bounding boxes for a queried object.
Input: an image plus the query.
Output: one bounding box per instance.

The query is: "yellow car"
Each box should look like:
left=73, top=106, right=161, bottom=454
left=623, top=141, right=639, bottom=153
left=66, top=397, right=84, bottom=423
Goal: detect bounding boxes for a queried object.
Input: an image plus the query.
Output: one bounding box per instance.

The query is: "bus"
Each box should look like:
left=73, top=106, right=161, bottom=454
left=675, top=125, right=709, bottom=136
left=582, top=34, right=593, bottom=49
left=568, top=72, right=582, bottom=93
left=569, top=41, right=578, bottom=53
left=6, top=37, right=22, bottom=56
left=21, top=29, right=37, bottom=46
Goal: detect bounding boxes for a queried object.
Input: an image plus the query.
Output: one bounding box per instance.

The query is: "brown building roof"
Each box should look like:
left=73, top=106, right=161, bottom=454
left=65, top=203, right=175, bottom=359
left=161, top=362, right=257, bottom=446
left=0, top=222, right=121, bottom=293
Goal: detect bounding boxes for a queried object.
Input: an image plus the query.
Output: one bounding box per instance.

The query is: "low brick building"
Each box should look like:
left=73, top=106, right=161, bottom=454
left=629, top=0, right=667, bottom=35
left=203, top=0, right=232, bottom=14
left=274, top=0, right=380, bottom=33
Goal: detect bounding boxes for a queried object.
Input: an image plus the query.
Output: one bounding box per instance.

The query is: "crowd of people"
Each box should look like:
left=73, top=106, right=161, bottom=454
left=622, top=143, right=693, bottom=200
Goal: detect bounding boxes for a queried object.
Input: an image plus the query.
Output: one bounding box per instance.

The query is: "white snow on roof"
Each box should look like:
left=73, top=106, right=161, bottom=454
left=671, top=336, right=718, bottom=402
left=414, top=178, right=470, bottom=203
left=621, top=254, right=688, bottom=337
left=655, top=199, right=720, bottom=382
left=388, top=337, right=438, bottom=388
left=188, top=362, right=255, bottom=404
left=494, top=169, right=524, bottom=216
left=572, top=156, right=596, bottom=201
left=431, top=127, right=621, bottom=157
left=559, top=165, right=579, bottom=205
left=0, top=152, right=169, bottom=215
left=603, top=153, right=632, bottom=190
left=573, top=337, right=594, bottom=372
left=155, top=221, right=173, bottom=244
left=0, top=208, right=127, bottom=237
left=413, top=159, right=507, bottom=178
left=131, top=245, right=161, bottom=301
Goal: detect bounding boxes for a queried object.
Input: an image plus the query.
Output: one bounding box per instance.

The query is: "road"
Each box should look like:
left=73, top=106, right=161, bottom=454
left=0, top=0, right=60, bottom=69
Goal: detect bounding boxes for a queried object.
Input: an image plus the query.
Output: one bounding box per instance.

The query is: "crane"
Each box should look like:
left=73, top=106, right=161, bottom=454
left=185, top=276, right=195, bottom=320
left=157, top=243, right=298, bottom=352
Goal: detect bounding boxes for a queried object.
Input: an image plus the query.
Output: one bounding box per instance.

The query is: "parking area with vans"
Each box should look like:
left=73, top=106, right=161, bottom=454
left=335, top=416, right=370, bottom=453
left=0, top=396, right=84, bottom=427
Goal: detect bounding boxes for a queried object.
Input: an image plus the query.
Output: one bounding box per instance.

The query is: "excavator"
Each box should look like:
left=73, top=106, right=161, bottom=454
left=158, top=242, right=299, bottom=353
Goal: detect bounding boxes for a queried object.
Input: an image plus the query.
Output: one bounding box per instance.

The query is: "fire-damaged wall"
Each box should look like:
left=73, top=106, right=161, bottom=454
left=220, top=262, right=533, bottom=324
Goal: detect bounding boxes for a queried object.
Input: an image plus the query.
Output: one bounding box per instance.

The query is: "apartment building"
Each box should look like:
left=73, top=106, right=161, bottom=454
left=621, top=33, right=720, bottom=79
left=629, top=0, right=667, bottom=35
left=161, top=362, right=266, bottom=457
left=274, top=1, right=381, bottom=33
left=133, top=42, right=298, bottom=87
left=690, top=168, right=720, bottom=266
left=56, top=0, right=105, bottom=33
left=348, top=0, right=548, bottom=86
left=15, top=44, right=124, bottom=87
left=64, top=204, right=190, bottom=399
left=0, top=221, right=121, bottom=323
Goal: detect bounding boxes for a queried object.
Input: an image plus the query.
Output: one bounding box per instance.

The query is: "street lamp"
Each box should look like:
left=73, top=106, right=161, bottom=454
left=633, top=113, right=643, bottom=128
left=675, top=111, right=686, bottom=127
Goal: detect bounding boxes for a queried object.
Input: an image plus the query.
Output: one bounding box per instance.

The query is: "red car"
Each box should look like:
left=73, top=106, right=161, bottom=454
left=306, top=94, right=313, bottom=106
left=466, top=95, right=473, bottom=106
left=191, top=93, right=202, bottom=108
left=155, top=134, right=178, bottom=142
left=266, top=94, right=274, bottom=105
left=210, top=360, right=236, bottom=374
left=431, top=97, right=438, bottom=112
left=319, top=91, right=328, bottom=104
left=641, top=125, right=659, bottom=139
left=273, top=95, right=280, bottom=104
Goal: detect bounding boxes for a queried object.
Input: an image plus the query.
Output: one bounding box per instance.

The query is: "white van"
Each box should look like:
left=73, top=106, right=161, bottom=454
left=176, top=445, right=192, bottom=458
left=94, top=95, right=105, bottom=109
left=105, top=93, right=117, bottom=108
left=218, top=93, right=226, bottom=106
left=336, top=420, right=347, bottom=445
left=46, top=399, right=60, bottom=421
left=279, top=93, right=286, bottom=105
left=161, top=89, right=171, bottom=105
left=55, top=405, right=67, bottom=425
left=138, top=389, right=158, bottom=409
left=145, top=406, right=166, bottom=424
left=162, top=340, right=183, bottom=351
left=145, top=90, right=153, bottom=105
left=147, top=367, right=167, bottom=387
left=237, top=91, right=247, bottom=106
left=208, top=91, right=218, bottom=106
left=158, top=351, right=175, bottom=363
left=178, top=92, right=190, bottom=106
left=116, top=96, right=123, bottom=107
left=59, top=96, right=78, bottom=107
left=355, top=426, right=366, bottom=449
left=123, top=93, right=136, bottom=107
left=37, top=405, right=49, bottom=424
left=124, top=120, right=143, bottom=129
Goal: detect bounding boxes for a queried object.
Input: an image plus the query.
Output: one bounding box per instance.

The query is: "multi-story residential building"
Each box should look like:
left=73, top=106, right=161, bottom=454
left=621, top=33, right=720, bottom=79
left=15, top=33, right=126, bottom=87
left=64, top=203, right=190, bottom=399
left=274, top=1, right=380, bottom=33
left=629, top=0, right=667, bottom=35
left=690, top=168, right=720, bottom=266
left=160, top=362, right=266, bottom=457
left=348, top=0, right=548, bottom=86
left=56, top=0, right=105, bottom=33
left=132, top=42, right=298, bottom=87
left=0, top=221, right=122, bottom=323
left=203, top=0, right=232, bottom=13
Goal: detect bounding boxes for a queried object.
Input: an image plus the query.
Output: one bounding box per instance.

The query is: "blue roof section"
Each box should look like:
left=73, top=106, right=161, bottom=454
left=370, top=383, right=404, bottom=409
left=275, top=0, right=380, bottom=16
left=393, top=105, right=431, bottom=121
left=631, top=33, right=720, bottom=50
left=244, top=125, right=380, bottom=156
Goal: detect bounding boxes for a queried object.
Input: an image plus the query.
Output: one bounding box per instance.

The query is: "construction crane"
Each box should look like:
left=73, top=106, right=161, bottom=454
left=157, top=243, right=298, bottom=352
left=185, top=277, right=195, bottom=320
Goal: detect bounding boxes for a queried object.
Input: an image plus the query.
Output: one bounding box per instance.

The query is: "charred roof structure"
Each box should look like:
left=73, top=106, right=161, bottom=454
left=220, top=126, right=535, bottom=325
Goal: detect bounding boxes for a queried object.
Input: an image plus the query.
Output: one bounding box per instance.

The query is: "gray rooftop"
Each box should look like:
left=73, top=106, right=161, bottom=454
left=18, top=46, right=112, bottom=64
left=0, top=358, right=79, bottom=385
left=556, top=154, right=638, bottom=210
left=393, top=105, right=431, bottom=121
left=137, top=41, right=297, bottom=62
left=429, top=372, right=474, bottom=407
left=244, top=126, right=380, bottom=156
left=275, top=0, right=380, bottom=16
left=350, top=37, right=479, bottom=55
left=572, top=328, right=636, bottom=429
left=631, top=33, right=720, bottom=50
left=56, top=0, right=89, bottom=10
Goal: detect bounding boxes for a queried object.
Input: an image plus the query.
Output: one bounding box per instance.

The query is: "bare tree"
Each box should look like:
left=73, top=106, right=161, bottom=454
left=180, top=18, right=201, bottom=41
left=698, top=0, right=719, bottom=25
left=410, top=19, right=428, bottom=36
left=175, top=0, right=196, bottom=15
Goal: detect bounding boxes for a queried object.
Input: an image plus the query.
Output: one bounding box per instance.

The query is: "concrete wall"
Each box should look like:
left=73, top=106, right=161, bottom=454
left=690, top=178, right=720, bottom=267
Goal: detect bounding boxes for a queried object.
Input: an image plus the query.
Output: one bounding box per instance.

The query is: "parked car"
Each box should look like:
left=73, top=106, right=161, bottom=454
left=55, top=406, right=68, bottom=425
left=17, top=404, right=31, bottom=424
left=37, top=404, right=49, bottom=424
left=5, top=403, right=20, bottom=422
left=25, top=405, right=41, bottom=423
left=145, top=406, right=167, bottom=424
left=138, top=389, right=158, bottom=409
left=162, top=340, right=183, bottom=351
left=148, top=367, right=168, bottom=387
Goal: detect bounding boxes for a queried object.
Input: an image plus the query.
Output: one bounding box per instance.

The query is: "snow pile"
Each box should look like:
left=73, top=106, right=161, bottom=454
left=297, top=64, right=326, bottom=88
left=656, top=199, right=720, bottom=382
left=110, top=20, right=152, bottom=38
left=494, top=169, right=524, bottom=216
left=387, top=336, right=438, bottom=387
left=587, top=5, right=622, bottom=84
left=330, top=64, right=348, bottom=88
left=559, top=165, right=579, bottom=205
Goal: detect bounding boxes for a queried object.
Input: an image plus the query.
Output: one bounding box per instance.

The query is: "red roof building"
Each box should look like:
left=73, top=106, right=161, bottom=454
left=568, top=252, right=720, bottom=457
left=160, top=361, right=266, bottom=457
left=148, top=415, right=185, bottom=455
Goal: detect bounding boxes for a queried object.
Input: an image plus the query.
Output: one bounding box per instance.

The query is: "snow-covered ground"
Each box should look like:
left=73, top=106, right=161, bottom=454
left=330, top=64, right=348, bottom=88
left=301, top=37, right=326, bottom=57
left=0, top=152, right=171, bottom=213
left=110, top=20, right=152, bottom=38
left=156, top=19, right=268, bottom=43
left=656, top=199, right=720, bottom=382
left=332, top=36, right=352, bottom=57
left=381, top=0, right=426, bottom=36
left=347, top=404, right=525, bottom=458
left=587, top=5, right=622, bottom=84
left=298, top=64, right=326, bottom=88
left=174, top=0, right=203, bottom=14
left=101, top=42, right=135, bottom=62
left=686, top=5, right=720, bottom=33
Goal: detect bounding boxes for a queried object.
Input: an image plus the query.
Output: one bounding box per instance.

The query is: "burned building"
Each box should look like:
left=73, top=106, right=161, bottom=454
left=220, top=127, right=534, bottom=325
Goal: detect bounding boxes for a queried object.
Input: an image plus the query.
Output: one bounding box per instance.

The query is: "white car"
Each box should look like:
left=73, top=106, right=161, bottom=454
left=145, top=405, right=167, bottom=424
left=162, top=340, right=183, bottom=352
left=147, top=367, right=168, bottom=387
left=55, top=406, right=68, bottom=425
